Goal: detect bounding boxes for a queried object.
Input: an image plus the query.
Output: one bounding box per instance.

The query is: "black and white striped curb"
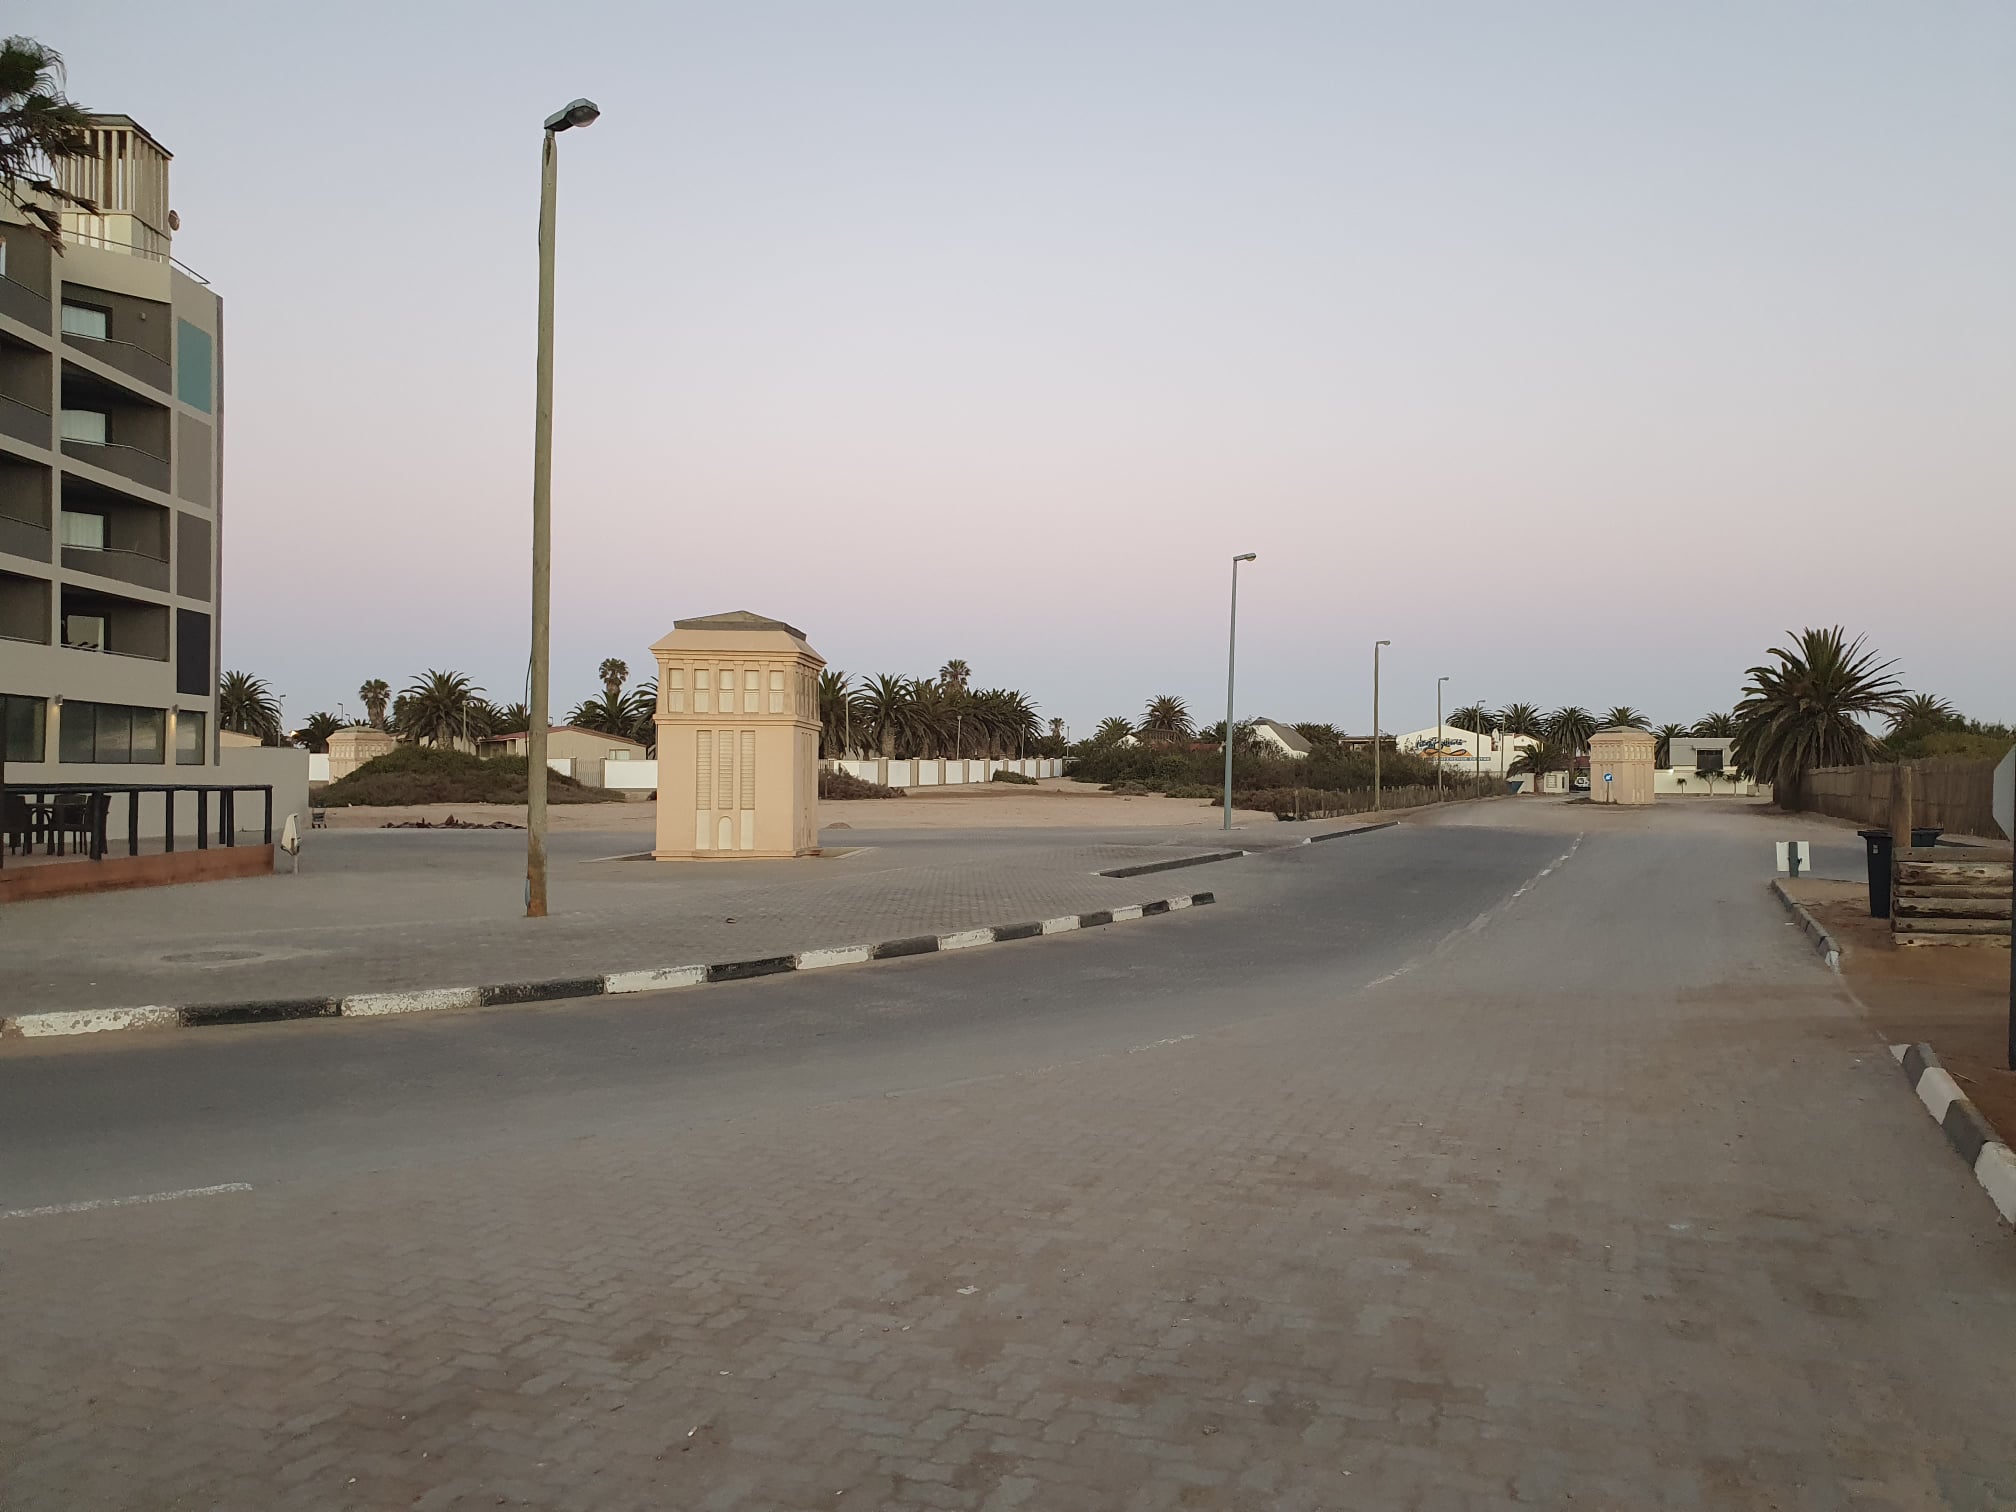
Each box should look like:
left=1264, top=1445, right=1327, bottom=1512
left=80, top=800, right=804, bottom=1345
left=1769, top=878, right=1840, bottom=970
left=0, top=892, right=1216, bottom=1041
left=1891, top=1042, right=2016, bottom=1228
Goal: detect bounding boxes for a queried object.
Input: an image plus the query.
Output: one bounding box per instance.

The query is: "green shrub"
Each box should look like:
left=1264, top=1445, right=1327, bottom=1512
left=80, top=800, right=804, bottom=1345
left=1163, top=783, right=1220, bottom=799
left=315, top=745, right=625, bottom=807
left=990, top=770, right=1038, bottom=785
left=820, top=769, right=905, bottom=799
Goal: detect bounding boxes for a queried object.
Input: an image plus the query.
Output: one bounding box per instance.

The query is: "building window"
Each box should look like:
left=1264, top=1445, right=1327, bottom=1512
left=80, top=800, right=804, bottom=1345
left=60, top=510, right=107, bottom=550
left=58, top=700, right=167, bottom=764
left=1695, top=747, right=1725, bottom=775
left=3, top=693, right=46, bottom=762
left=60, top=409, right=109, bottom=445
left=176, top=609, right=211, bottom=697
left=61, top=302, right=110, bottom=341
left=176, top=320, right=214, bottom=412
left=175, top=709, right=206, bottom=765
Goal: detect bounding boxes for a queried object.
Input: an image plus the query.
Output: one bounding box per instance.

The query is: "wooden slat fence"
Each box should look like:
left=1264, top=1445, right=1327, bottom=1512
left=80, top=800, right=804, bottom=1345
left=1799, top=757, right=2007, bottom=839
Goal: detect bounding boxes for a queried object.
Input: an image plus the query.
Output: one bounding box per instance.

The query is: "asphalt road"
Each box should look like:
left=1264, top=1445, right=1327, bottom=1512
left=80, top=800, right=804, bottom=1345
left=1, top=819, right=1557, bottom=1210
left=4, top=798, right=2011, bottom=1511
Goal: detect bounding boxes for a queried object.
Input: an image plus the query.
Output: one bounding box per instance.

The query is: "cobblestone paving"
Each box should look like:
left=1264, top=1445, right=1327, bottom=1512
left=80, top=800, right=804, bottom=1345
left=4, top=806, right=2012, bottom=1509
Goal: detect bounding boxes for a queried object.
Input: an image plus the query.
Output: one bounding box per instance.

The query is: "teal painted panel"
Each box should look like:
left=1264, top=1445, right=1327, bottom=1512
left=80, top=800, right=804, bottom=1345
left=176, top=319, right=213, bottom=412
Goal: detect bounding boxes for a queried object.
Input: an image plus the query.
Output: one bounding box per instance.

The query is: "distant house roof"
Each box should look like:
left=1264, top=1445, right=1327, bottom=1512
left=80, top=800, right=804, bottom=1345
left=1252, top=719, right=1313, bottom=755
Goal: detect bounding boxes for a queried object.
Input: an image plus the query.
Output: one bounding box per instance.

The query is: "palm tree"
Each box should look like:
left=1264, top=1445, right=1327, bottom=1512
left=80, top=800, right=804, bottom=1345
left=1509, top=739, right=1560, bottom=785
left=489, top=701, right=531, bottom=735
left=1602, top=706, right=1649, bottom=730
left=818, top=670, right=864, bottom=757
left=0, top=39, right=95, bottom=250
left=1446, top=703, right=1493, bottom=734
left=218, top=671, right=283, bottom=746
left=1733, top=627, right=1902, bottom=801
left=358, top=679, right=391, bottom=730
left=1140, top=694, right=1193, bottom=741
left=937, top=659, right=972, bottom=695
left=1496, top=703, right=1544, bottom=737
left=597, top=658, right=629, bottom=702
left=1888, top=693, right=1959, bottom=735
left=293, top=711, right=342, bottom=753
left=858, top=674, right=917, bottom=758
left=568, top=690, right=634, bottom=738
left=1693, top=711, right=1739, bottom=738
left=1090, top=716, right=1135, bottom=748
left=625, top=679, right=658, bottom=754
left=396, top=670, right=486, bottom=748
left=1545, top=706, right=1598, bottom=753
left=1291, top=722, right=1344, bottom=752
left=1653, top=722, right=1690, bottom=767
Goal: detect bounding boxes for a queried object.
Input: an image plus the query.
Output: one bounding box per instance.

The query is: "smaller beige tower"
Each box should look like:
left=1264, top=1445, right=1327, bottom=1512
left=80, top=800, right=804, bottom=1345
left=651, top=612, right=824, bottom=860
left=1587, top=727, right=1657, bottom=805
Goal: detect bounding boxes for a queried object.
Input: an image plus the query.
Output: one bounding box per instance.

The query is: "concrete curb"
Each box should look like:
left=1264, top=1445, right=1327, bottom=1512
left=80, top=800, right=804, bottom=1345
left=0, top=891, right=1217, bottom=1042
left=1890, top=1043, right=2016, bottom=1229
left=1305, top=821, right=1396, bottom=844
left=1769, top=878, right=1840, bottom=970
left=1098, top=850, right=1244, bottom=879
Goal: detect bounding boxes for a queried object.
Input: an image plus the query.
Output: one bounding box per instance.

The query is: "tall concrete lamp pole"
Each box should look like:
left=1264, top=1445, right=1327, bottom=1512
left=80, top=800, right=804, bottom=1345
left=526, top=96, right=601, bottom=920
left=1436, top=675, right=1449, bottom=802
left=1222, top=553, right=1257, bottom=832
left=1372, top=639, right=1391, bottom=810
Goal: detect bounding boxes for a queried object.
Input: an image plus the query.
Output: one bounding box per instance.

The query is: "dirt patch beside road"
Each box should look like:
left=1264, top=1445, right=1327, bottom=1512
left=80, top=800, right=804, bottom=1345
left=1786, top=877, right=2016, bottom=1144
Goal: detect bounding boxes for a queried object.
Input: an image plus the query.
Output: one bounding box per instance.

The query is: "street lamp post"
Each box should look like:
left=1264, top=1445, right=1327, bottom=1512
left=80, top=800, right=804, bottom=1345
left=1222, top=552, right=1257, bottom=831
left=525, top=96, right=600, bottom=921
left=1436, top=676, right=1449, bottom=802
left=1372, top=639, right=1391, bottom=810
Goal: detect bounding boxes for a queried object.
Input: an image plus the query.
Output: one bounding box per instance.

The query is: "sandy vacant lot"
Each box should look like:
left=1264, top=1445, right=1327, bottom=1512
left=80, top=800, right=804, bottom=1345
left=319, top=779, right=1279, bottom=831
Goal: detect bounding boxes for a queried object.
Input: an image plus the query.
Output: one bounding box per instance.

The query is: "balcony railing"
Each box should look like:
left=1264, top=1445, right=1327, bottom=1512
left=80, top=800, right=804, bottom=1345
left=59, top=436, right=169, bottom=493
left=0, top=393, right=51, bottom=449
left=61, top=331, right=170, bottom=393
left=0, top=512, right=52, bottom=563
left=3, top=782, right=272, bottom=866
left=0, top=274, right=51, bottom=332
left=53, top=230, right=211, bottom=287
left=61, top=542, right=169, bottom=592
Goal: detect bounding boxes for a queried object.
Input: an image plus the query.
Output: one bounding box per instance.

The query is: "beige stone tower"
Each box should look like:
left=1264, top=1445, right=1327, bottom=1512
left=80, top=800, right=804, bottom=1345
left=1587, top=727, right=1657, bottom=805
left=651, top=612, right=824, bottom=859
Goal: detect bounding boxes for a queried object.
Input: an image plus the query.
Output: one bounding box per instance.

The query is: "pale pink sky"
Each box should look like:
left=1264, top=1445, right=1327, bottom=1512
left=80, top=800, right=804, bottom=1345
left=28, top=2, right=2015, bottom=734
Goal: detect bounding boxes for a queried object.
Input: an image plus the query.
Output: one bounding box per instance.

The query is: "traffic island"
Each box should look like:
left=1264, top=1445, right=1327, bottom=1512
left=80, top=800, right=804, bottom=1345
left=0, top=891, right=1216, bottom=1042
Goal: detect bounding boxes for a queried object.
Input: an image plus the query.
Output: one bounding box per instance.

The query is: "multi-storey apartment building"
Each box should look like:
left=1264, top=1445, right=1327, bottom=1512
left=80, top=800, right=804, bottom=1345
left=1, top=116, right=223, bottom=789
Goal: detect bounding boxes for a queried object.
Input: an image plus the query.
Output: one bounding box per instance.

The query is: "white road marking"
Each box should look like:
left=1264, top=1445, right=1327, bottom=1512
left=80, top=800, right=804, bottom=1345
left=1129, top=1035, right=1196, bottom=1053
left=2, top=1183, right=253, bottom=1221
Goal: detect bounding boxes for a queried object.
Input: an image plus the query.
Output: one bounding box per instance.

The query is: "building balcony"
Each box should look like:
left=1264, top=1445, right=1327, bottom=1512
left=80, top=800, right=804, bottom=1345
left=61, top=542, right=168, bottom=592
left=0, top=274, right=51, bottom=333
left=60, top=581, right=168, bottom=661
left=61, top=331, right=170, bottom=393
left=0, top=513, right=51, bottom=563
left=0, top=394, right=51, bottom=450
left=59, top=436, right=170, bottom=493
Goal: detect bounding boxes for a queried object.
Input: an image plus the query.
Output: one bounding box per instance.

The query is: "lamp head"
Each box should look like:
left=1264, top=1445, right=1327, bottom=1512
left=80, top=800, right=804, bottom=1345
left=1377, top=639, right=1392, bottom=648
left=545, top=98, right=602, bottom=132
left=1234, top=552, right=1257, bottom=563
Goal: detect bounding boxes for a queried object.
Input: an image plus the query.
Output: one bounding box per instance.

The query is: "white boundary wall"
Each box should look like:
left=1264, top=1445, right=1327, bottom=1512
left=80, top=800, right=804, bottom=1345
left=829, top=758, right=1061, bottom=787
left=547, top=756, right=1063, bottom=794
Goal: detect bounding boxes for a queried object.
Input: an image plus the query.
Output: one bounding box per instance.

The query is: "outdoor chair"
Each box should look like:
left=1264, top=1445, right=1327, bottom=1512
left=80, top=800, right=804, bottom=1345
left=49, top=795, right=95, bottom=858
left=2, top=792, right=33, bottom=856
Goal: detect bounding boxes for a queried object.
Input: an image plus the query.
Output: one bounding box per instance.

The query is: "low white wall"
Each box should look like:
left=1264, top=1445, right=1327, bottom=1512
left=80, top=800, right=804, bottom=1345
left=1654, top=768, right=1761, bottom=796
left=828, top=757, right=1060, bottom=787
left=308, top=753, right=331, bottom=783
left=603, top=759, right=659, bottom=790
